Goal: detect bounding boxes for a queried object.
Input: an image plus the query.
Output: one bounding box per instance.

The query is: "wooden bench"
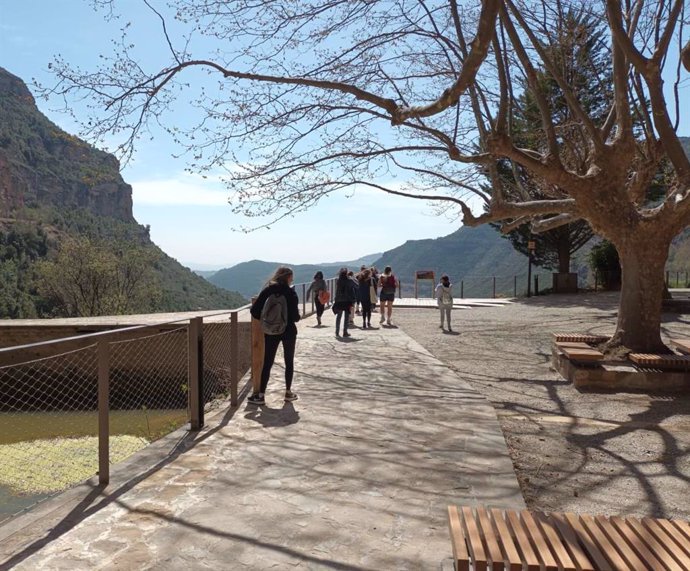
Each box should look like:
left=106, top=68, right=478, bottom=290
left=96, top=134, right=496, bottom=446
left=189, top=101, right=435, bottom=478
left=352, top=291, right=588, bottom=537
left=553, top=334, right=610, bottom=344
left=556, top=345, right=605, bottom=364
left=629, top=353, right=690, bottom=371
left=448, top=505, right=690, bottom=571
left=670, top=339, right=690, bottom=355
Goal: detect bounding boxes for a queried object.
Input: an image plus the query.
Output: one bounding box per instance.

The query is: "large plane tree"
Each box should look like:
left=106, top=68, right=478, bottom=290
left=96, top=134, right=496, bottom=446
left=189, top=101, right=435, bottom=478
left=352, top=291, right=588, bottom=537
left=46, top=0, right=690, bottom=353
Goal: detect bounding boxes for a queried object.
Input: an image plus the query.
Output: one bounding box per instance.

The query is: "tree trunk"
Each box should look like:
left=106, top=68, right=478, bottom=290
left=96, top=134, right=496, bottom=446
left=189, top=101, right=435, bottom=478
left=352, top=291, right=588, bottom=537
left=609, top=239, right=671, bottom=353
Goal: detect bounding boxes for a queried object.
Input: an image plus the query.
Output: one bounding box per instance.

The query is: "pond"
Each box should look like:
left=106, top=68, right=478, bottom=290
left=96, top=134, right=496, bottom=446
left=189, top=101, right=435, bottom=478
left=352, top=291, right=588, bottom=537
left=0, top=408, right=187, bottom=523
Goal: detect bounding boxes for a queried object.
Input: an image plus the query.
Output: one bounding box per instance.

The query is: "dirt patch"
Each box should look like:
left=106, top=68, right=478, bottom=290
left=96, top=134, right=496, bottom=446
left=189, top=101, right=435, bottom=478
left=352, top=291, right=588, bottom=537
left=392, top=292, right=690, bottom=520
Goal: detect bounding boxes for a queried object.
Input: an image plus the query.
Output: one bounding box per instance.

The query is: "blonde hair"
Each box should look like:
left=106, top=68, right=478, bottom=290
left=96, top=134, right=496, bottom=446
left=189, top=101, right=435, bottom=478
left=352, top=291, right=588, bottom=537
left=267, top=266, right=293, bottom=286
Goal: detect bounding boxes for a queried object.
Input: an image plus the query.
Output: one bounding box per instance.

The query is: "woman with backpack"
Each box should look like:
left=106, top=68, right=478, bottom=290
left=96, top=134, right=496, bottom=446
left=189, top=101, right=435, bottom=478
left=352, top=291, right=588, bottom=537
left=436, top=274, right=454, bottom=332
left=248, top=266, right=301, bottom=405
left=306, top=270, right=328, bottom=326
left=333, top=267, right=356, bottom=338
left=357, top=269, right=375, bottom=328
left=378, top=266, right=397, bottom=326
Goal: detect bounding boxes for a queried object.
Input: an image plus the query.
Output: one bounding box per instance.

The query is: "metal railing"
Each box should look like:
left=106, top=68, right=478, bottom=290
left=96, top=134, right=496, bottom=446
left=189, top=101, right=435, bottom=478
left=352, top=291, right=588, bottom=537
left=0, top=307, right=251, bottom=520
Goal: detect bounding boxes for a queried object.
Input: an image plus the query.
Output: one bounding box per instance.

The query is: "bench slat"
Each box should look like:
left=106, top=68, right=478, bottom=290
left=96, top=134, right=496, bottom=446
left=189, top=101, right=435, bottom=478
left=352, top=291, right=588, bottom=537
left=489, top=508, right=522, bottom=571
left=553, top=334, right=610, bottom=343
left=521, top=510, right=559, bottom=571
left=629, top=353, right=690, bottom=370
left=652, top=519, right=690, bottom=559
left=560, top=347, right=605, bottom=362
left=533, top=511, right=576, bottom=571
left=447, top=506, right=470, bottom=571
left=476, top=507, right=504, bottom=571
left=641, top=518, right=690, bottom=568
left=449, top=507, right=690, bottom=571
left=594, top=515, right=648, bottom=570
left=610, top=516, right=669, bottom=571
left=551, top=513, right=596, bottom=571
left=622, top=516, right=687, bottom=571
left=579, top=514, right=629, bottom=571
left=462, top=506, right=488, bottom=571
left=506, top=510, right=541, bottom=571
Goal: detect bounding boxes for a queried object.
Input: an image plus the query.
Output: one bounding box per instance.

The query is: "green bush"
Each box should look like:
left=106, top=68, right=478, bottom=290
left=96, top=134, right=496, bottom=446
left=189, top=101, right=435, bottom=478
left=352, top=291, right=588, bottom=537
left=588, top=240, right=621, bottom=290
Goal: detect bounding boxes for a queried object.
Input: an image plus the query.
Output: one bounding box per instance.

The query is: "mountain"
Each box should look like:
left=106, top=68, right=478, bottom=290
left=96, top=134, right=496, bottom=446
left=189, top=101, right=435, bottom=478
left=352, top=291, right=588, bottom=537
left=371, top=224, right=535, bottom=296
left=208, top=253, right=381, bottom=297
left=0, top=66, right=246, bottom=317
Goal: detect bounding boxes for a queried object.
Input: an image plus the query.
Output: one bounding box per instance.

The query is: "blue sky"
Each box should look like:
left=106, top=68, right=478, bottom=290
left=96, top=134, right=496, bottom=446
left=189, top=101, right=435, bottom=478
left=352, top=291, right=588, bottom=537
left=0, top=0, right=461, bottom=269
left=1, top=1, right=689, bottom=270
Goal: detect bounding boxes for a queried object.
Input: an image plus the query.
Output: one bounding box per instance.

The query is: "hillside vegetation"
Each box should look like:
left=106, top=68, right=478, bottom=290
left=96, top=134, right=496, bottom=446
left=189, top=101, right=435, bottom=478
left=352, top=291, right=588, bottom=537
left=0, top=67, right=245, bottom=317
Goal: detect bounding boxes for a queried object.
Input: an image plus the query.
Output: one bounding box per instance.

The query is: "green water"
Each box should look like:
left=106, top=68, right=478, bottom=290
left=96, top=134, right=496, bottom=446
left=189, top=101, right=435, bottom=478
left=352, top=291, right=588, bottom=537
left=0, top=408, right=188, bottom=523
left=0, top=409, right=188, bottom=444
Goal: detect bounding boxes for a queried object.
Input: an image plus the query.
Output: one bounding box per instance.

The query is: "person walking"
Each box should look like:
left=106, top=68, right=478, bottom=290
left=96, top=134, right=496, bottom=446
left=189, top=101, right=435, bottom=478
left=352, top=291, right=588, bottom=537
left=248, top=266, right=301, bottom=405
left=347, top=270, right=358, bottom=327
left=436, top=274, right=454, bottom=332
left=333, top=267, right=356, bottom=338
left=378, top=266, right=397, bottom=326
left=357, top=269, right=375, bottom=328
left=306, top=270, right=328, bottom=326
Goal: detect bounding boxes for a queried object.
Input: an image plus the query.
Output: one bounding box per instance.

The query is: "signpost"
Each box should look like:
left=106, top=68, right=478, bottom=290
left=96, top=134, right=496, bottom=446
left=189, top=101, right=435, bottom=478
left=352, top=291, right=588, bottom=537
left=415, top=270, right=436, bottom=298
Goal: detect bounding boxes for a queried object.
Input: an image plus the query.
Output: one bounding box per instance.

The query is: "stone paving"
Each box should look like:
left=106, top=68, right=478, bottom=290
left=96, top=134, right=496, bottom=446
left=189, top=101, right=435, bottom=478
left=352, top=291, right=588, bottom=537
left=0, top=310, right=523, bottom=570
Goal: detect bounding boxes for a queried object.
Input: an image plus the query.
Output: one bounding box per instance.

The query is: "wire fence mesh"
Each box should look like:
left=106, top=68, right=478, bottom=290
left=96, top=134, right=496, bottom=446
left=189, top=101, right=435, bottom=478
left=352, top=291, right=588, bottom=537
left=202, top=323, right=233, bottom=410
left=0, top=311, right=251, bottom=524
left=0, top=344, right=99, bottom=504
left=108, top=327, right=189, bottom=463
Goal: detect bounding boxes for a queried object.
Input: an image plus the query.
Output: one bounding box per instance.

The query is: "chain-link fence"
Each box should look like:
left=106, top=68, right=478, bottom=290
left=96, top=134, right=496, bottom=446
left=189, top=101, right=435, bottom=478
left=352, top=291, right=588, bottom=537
left=0, top=345, right=99, bottom=503
left=0, top=309, right=251, bottom=523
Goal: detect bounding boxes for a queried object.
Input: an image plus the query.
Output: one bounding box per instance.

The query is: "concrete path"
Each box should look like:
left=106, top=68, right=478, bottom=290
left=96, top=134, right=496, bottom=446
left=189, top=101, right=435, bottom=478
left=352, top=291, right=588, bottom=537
left=1, top=312, right=523, bottom=570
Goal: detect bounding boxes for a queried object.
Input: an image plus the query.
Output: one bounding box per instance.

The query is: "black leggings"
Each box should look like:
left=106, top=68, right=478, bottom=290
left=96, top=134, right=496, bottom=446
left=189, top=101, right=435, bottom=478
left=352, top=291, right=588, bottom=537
left=360, top=298, right=372, bottom=323
left=260, top=334, right=296, bottom=393
left=315, top=297, right=325, bottom=318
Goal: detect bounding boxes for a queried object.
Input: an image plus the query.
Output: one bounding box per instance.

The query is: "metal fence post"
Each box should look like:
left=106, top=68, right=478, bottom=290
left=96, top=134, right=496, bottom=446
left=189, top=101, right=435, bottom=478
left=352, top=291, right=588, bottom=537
left=492, top=276, right=496, bottom=299
left=398, top=280, right=402, bottom=299
left=534, top=276, right=539, bottom=296
left=594, top=270, right=598, bottom=292
left=188, top=316, right=204, bottom=430
left=460, top=280, right=464, bottom=299
left=251, top=297, right=264, bottom=396
left=230, top=311, right=239, bottom=407
left=513, top=275, right=517, bottom=297
left=98, top=339, right=110, bottom=486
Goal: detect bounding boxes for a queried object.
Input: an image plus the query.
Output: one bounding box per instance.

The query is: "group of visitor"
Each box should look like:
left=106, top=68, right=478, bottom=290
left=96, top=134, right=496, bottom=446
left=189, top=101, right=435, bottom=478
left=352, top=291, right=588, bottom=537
left=248, top=265, right=454, bottom=405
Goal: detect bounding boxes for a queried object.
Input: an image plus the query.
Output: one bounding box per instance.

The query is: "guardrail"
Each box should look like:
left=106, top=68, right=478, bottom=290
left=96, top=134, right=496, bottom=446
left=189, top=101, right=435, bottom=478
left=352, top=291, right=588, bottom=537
left=0, top=306, right=251, bottom=520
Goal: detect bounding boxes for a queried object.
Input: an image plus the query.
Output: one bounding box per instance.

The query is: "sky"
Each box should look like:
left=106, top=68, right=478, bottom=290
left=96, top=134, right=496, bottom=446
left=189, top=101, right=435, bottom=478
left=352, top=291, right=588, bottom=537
left=1, top=1, right=689, bottom=270
left=0, top=0, right=462, bottom=270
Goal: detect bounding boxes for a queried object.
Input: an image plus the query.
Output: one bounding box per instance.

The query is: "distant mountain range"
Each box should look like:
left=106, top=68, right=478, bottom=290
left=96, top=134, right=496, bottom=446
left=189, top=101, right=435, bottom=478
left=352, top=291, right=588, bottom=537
left=206, top=137, right=690, bottom=298
left=0, top=66, right=246, bottom=317
left=206, top=224, right=547, bottom=298
left=207, top=253, right=381, bottom=297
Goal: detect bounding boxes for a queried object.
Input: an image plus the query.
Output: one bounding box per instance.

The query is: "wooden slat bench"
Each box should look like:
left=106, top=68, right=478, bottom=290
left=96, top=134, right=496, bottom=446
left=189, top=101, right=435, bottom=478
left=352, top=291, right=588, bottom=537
left=448, top=505, right=690, bottom=571
left=629, top=353, right=690, bottom=371
left=553, top=334, right=610, bottom=344
left=557, top=345, right=605, bottom=363
left=670, top=339, right=690, bottom=355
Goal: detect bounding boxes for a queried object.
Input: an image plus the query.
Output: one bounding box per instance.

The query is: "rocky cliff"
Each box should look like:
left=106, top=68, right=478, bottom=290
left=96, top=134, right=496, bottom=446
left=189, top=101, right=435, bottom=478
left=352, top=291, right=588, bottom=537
left=0, top=67, right=133, bottom=221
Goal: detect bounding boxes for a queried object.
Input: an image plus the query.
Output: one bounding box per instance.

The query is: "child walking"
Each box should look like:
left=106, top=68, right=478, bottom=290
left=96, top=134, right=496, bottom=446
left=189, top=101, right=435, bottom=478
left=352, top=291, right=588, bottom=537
left=435, top=274, right=454, bottom=332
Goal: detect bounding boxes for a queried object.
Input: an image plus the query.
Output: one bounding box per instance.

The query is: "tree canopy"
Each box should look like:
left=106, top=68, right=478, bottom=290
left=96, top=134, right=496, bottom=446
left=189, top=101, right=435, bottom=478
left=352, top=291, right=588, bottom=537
left=44, top=0, right=690, bottom=351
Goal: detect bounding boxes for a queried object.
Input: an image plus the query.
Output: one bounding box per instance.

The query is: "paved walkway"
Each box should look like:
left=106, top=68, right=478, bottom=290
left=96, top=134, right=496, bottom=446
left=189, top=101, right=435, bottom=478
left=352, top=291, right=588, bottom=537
left=0, top=311, right=523, bottom=570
